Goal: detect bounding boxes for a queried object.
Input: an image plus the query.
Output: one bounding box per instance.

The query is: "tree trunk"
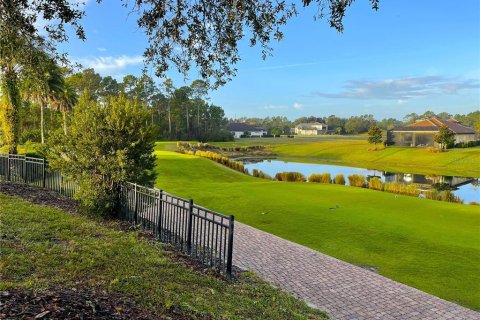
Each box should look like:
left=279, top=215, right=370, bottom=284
left=196, top=100, right=200, bottom=139
left=168, top=103, right=172, bottom=140
left=0, top=66, right=21, bottom=154
left=40, top=101, right=45, bottom=144
left=63, top=111, right=67, bottom=135
left=186, top=105, right=189, bottom=139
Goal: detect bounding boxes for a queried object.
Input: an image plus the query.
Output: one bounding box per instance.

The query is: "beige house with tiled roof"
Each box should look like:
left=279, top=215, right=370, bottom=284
left=387, top=116, right=478, bottom=147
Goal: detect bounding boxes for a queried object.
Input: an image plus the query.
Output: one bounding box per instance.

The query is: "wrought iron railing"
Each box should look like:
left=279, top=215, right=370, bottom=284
left=0, top=153, right=234, bottom=278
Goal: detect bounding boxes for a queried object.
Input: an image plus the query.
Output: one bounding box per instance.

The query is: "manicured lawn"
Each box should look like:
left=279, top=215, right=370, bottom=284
left=154, top=143, right=480, bottom=310
left=211, top=137, right=480, bottom=177
left=0, top=193, right=326, bottom=319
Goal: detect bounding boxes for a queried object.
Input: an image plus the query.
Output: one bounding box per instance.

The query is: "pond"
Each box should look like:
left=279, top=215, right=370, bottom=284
left=240, top=159, right=480, bottom=204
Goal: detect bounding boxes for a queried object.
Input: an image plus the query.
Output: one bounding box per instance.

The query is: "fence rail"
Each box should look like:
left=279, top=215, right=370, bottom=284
left=0, top=153, right=234, bottom=278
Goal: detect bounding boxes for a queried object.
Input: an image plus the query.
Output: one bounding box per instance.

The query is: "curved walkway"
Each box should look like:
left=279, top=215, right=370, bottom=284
left=233, top=222, right=480, bottom=320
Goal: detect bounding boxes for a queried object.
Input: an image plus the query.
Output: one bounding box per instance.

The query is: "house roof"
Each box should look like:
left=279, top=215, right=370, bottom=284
left=295, top=122, right=327, bottom=129
left=226, top=122, right=265, bottom=132
left=391, top=116, right=476, bottom=134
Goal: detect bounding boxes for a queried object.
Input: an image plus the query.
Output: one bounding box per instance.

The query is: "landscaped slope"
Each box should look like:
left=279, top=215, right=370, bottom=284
left=0, top=193, right=327, bottom=319
left=153, top=145, right=480, bottom=310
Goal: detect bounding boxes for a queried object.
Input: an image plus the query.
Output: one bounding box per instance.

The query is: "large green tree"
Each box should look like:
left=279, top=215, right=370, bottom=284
left=47, top=94, right=156, bottom=216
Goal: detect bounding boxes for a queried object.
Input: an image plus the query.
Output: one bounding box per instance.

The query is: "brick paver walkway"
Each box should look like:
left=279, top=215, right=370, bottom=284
left=233, top=222, right=480, bottom=320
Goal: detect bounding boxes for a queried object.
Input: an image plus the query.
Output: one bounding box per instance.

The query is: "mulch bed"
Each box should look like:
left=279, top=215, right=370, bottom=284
left=0, top=288, right=189, bottom=320
left=0, top=183, right=79, bottom=214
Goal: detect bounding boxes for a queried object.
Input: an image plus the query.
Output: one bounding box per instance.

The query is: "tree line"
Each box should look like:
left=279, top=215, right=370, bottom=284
left=234, top=110, right=480, bottom=135
left=0, top=65, right=232, bottom=152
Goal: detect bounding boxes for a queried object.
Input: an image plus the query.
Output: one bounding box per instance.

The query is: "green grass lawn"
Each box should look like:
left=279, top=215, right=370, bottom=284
left=0, top=193, right=326, bottom=319
left=154, top=143, right=480, bottom=310
left=211, top=136, right=480, bottom=177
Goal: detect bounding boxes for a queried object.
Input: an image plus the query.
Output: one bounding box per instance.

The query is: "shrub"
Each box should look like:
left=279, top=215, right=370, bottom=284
left=426, top=147, right=441, bottom=153
left=440, top=190, right=463, bottom=203
left=275, top=171, right=306, bottom=182
left=334, top=174, right=346, bottom=185
left=252, top=169, right=272, bottom=180
left=368, top=177, right=383, bottom=190
left=469, top=201, right=480, bottom=206
left=309, top=173, right=331, bottom=183
left=20, top=128, right=41, bottom=144
left=46, top=95, right=156, bottom=217
left=200, top=129, right=234, bottom=142
left=384, top=182, right=420, bottom=196
left=348, top=174, right=366, bottom=187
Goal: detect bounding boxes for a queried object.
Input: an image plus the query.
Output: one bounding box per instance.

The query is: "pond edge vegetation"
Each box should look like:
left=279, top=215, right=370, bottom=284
left=176, top=142, right=472, bottom=205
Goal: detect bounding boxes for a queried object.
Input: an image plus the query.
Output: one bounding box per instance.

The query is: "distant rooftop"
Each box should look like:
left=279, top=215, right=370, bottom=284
left=391, top=116, right=475, bottom=134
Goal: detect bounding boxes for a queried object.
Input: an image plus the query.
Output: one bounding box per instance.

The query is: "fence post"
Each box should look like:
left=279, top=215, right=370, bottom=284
left=6, top=154, right=10, bottom=182
left=23, top=155, right=27, bottom=183
left=187, top=199, right=194, bottom=254
left=42, top=159, right=46, bottom=188
left=226, top=215, right=235, bottom=280
left=157, top=190, right=163, bottom=238
left=133, top=183, right=138, bottom=225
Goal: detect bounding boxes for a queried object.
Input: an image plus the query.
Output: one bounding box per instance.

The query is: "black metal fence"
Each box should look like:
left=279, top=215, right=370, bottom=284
left=0, top=153, right=234, bottom=278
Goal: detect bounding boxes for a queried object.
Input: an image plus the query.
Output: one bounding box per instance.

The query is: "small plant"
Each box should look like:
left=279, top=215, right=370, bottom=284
left=252, top=169, right=272, bottom=180
left=348, top=174, right=366, bottom=187
left=334, top=174, right=346, bottom=185
left=309, top=173, right=331, bottom=183
left=275, top=171, right=306, bottom=182
left=368, top=177, right=383, bottom=190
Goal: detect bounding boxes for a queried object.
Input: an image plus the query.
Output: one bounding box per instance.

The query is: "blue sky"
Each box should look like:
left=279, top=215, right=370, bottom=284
left=59, top=0, right=480, bottom=120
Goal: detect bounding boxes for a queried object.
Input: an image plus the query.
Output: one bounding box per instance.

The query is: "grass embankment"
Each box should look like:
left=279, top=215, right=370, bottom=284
left=0, top=193, right=326, bottom=319
left=154, top=143, right=480, bottom=310
left=212, top=136, right=480, bottom=177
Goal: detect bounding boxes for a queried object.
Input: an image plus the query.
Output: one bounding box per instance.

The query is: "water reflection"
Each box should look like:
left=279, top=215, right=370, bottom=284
left=240, top=159, right=480, bottom=204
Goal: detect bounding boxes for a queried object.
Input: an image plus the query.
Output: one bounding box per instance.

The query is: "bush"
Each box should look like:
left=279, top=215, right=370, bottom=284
left=367, top=177, right=383, bottom=190
left=384, top=182, right=419, bottom=197
left=20, top=128, right=41, bottom=144
left=46, top=95, right=156, bottom=217
left=454, top=140, right=480, bottom=148
left=309, top=173, right=331, bottom=183
left=348, top=174, right=366, bottom=187
left=334, top=174, right=346, bottom=185
left=275, top=171, right=306, bottom=182
left=200, top=130, right=234, bottom=142
left=252, top=169, right=272, bottom=180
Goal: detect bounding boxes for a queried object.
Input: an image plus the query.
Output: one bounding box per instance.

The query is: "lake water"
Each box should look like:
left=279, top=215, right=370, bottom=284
left=241, top=159, right=480, bottom=204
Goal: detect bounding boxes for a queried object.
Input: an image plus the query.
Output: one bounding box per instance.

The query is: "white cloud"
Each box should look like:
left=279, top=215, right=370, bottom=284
left=314, top=76, right=479, bottom=101
left=97, top=47, right=107, bottom=52
left=397, top=99, right=407, bottom=105
left=76, top=55, right=144, bottom=73
left=262, top=104, right=288, bottom=110
left=293, top=102, right=303, bottom=110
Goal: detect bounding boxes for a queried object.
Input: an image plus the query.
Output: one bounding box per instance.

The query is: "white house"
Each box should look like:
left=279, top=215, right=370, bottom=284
left=294, top=122, right=328, bottom=135
left=226, top=122, right=267, bottom=138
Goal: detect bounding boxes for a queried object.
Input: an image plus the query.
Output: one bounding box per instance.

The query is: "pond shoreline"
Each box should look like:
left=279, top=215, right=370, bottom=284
left=239, top=158, right=480, bottom=204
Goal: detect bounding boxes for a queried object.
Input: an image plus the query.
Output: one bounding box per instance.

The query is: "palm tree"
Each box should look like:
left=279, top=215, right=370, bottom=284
left=22, top=55, right=64, bottom=143
left=50, top=81, right=77, bottom=135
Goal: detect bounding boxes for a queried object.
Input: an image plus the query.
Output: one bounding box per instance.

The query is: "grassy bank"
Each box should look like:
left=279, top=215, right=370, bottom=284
left=154, top=143, right=480, bottom=310
left=0, top=193, right=326, bottom=319
left=211, top=137, right=480, bottom=177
